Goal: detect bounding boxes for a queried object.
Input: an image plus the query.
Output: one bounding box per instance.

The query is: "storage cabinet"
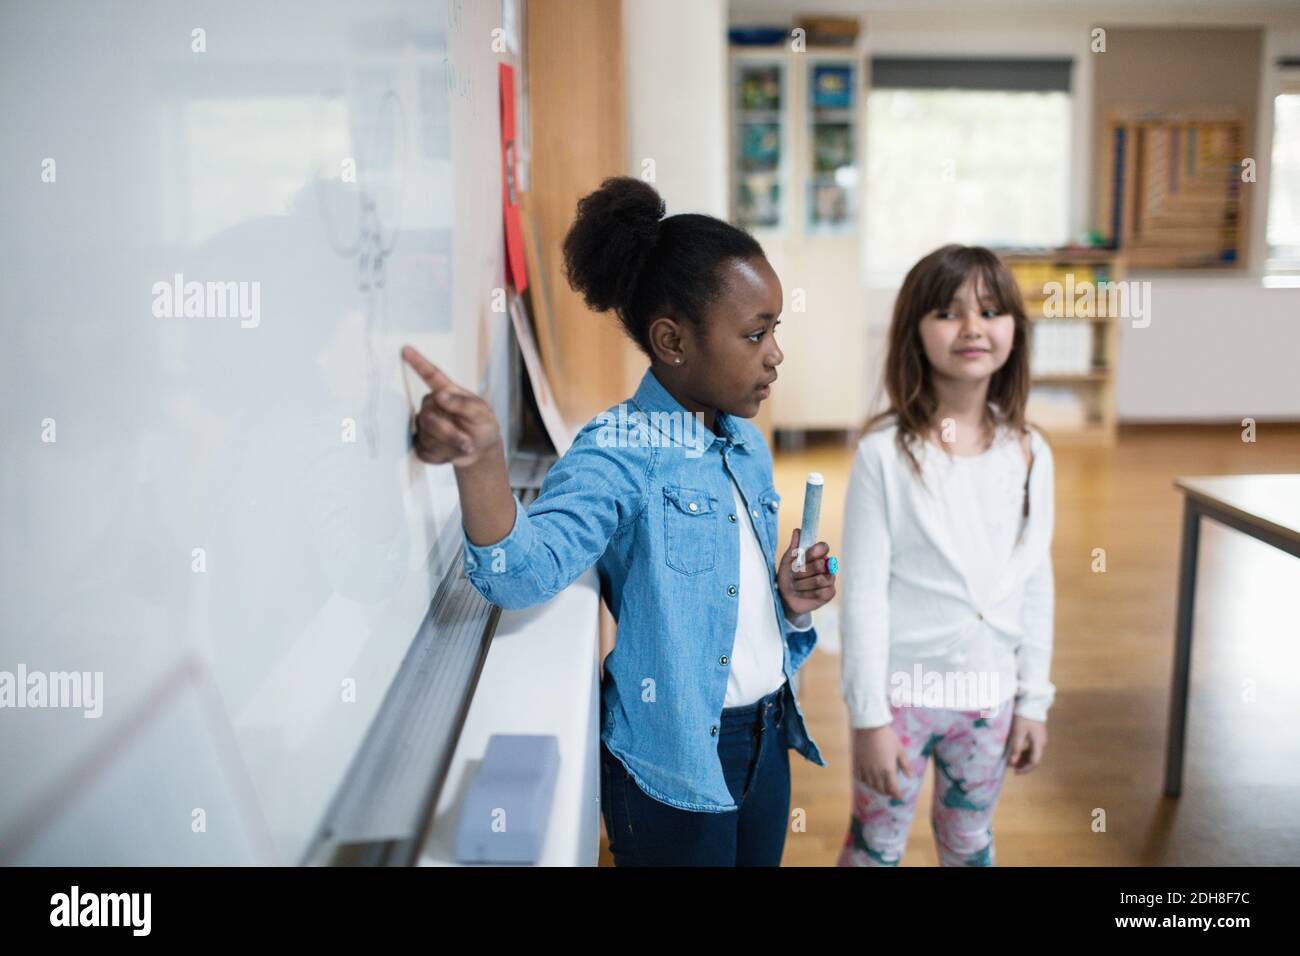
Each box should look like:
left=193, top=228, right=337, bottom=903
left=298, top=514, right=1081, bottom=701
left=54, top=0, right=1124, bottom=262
left=729, top=45, right=868, bottom=434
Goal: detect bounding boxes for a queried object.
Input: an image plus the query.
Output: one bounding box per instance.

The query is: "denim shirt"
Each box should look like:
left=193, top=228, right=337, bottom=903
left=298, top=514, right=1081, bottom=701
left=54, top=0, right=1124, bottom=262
left=461, top=368, right=825, bottom=812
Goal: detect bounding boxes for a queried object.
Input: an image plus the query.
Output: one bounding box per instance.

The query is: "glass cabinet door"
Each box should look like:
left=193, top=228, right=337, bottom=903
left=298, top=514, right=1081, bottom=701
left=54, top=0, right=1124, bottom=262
left=807, top=60, right=856, bottom=232
left=733, top=59, right=785, bottom=230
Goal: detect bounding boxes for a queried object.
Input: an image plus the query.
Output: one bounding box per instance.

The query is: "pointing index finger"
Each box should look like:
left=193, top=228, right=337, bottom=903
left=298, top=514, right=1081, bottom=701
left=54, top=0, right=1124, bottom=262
left=402, top=345, right=449, bottom=390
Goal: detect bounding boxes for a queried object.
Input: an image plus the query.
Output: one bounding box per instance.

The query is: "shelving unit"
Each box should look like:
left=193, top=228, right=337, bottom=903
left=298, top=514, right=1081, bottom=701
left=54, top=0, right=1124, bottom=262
left=732, top=55, right=788, bottom=230
left=1000, top=248, right=1127, bottom=443
left=805, top=59, right=857, bottom=233
left=729, top=42, right=868, bottom=434
left=730, top=46, right=859, bottom=235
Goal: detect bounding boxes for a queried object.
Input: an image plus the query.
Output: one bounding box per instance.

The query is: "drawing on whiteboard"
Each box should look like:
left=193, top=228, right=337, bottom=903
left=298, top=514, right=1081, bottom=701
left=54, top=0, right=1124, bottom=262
left=313, top=87, right=408, bottom=458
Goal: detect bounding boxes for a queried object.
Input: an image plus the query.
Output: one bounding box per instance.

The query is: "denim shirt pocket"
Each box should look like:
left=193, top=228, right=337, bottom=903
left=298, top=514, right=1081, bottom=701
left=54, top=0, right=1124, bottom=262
left=663, top=485, right=718, bottom=575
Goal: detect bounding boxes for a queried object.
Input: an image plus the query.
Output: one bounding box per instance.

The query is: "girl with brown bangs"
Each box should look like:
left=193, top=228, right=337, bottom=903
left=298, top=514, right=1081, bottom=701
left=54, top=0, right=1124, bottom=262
left=836, top=244, right=1056, bottom=867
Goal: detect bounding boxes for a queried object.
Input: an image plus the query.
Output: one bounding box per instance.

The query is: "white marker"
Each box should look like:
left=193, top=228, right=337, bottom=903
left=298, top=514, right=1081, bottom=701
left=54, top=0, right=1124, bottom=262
left=793, top=472, right=823, bottom=572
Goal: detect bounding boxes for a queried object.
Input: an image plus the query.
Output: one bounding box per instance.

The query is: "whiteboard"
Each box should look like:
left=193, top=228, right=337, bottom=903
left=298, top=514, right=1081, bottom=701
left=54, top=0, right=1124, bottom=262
left=0, top=0, right=518, bottom=863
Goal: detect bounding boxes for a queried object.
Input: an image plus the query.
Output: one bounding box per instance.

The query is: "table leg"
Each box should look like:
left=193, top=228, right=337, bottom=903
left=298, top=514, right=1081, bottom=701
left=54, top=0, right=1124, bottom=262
left=1164, top=498, right=1201, bottom=797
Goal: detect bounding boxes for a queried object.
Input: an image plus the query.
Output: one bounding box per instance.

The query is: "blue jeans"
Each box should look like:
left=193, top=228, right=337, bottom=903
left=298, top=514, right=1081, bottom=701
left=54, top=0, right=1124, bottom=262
left=600, top=681, right=792, bottom=866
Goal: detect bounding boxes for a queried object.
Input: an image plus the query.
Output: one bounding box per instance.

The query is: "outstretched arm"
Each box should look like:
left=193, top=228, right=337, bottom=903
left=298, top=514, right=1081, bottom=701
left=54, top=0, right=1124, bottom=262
left=403, top=345, right=514, bottom=547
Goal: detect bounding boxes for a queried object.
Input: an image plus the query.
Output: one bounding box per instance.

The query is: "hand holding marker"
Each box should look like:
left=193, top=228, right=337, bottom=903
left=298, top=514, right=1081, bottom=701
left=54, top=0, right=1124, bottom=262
left=777, top=472, right=838, bottom=617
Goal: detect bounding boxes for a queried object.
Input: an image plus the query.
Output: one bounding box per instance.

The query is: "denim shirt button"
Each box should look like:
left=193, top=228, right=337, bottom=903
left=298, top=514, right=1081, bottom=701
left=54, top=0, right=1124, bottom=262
left=719, top=655, right=729, bottom=666
left=727, top=585, right=737, bottom=596
left=710, top=725, right=718, bottom=736
left=728, top=513, right=737, bottom=523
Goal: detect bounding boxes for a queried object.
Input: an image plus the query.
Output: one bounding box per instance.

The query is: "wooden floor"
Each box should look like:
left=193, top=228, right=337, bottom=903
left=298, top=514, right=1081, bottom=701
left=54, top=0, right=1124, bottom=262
left=599, top=424, right=1300, bottom=866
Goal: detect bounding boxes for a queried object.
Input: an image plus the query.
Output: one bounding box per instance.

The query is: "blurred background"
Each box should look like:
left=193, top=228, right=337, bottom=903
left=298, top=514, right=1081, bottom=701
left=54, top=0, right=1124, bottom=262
left=516, top=0, right=1300, bottom=865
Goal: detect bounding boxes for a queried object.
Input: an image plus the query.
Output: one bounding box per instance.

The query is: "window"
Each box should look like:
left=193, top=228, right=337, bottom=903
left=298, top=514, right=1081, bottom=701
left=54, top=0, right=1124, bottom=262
left=1267, top=72, right=1300, bottom=273
left=863, top=58, right=1073, bottom=284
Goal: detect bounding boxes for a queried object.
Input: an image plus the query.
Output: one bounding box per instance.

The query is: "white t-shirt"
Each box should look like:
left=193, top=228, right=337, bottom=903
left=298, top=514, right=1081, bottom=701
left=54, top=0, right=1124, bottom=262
left=724, top=480, right=791, bottom=707
left=920, top=430, right=1029, bottom=712
left=934, top=429, right=1029, bottom=609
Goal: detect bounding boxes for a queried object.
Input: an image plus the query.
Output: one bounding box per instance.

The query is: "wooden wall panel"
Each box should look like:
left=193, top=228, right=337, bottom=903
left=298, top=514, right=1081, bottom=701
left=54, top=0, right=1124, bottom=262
left=527, top=0, right=639, bottom=427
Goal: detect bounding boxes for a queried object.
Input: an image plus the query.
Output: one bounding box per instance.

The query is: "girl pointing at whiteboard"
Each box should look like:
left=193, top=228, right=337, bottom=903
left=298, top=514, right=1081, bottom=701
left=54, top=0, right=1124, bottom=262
left=403, top=176, right=836, bottom=866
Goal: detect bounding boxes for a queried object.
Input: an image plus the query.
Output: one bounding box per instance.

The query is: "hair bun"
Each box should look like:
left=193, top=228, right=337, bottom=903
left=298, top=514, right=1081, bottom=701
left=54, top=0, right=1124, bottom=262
left=562, top=177, right=666, bottom=315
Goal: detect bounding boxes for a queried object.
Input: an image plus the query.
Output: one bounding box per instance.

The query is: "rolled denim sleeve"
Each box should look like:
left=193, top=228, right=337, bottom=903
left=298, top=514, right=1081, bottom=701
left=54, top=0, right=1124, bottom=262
left=461, top=434, right=648, bottom=610
left=461, top=496, right=536, bottom=593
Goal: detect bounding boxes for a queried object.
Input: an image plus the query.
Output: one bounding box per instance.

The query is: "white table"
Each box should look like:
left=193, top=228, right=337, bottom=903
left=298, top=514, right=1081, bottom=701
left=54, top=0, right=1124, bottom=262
left=1165, top=475, right=1300, bottom=796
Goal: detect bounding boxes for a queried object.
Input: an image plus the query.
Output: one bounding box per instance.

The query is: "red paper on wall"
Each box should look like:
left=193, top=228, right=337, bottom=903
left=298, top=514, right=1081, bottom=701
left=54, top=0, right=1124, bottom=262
left=500, top=62, right=528, bottom=293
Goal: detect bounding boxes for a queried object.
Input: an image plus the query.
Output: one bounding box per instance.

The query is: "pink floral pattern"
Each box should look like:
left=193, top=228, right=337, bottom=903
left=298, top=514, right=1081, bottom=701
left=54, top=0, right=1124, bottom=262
left=837, top=702, right=1014, bottom=866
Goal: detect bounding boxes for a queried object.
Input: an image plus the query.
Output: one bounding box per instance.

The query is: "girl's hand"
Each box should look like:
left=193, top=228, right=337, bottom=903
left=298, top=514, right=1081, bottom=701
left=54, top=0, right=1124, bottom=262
left=1005, top=715, right=1047, bottom=774
left=777, top=528, right=836, bottom=616
left=851, top=725, right=911, bottom=801
left=402, top=346, right=502, bottom=468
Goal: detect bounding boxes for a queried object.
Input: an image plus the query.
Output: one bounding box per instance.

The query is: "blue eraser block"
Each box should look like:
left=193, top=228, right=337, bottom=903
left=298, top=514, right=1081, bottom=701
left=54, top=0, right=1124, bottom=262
left=454, top=734, right=560, bottom=864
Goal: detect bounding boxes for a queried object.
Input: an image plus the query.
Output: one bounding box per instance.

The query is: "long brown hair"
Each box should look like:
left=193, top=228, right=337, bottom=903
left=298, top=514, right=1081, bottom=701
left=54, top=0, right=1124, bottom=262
left=864, top=244, right=1031, bottom=474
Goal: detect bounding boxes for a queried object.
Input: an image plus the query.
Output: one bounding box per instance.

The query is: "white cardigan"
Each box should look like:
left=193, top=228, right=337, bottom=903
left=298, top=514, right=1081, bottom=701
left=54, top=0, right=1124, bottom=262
left=839, top=419, right=1056, bottom=728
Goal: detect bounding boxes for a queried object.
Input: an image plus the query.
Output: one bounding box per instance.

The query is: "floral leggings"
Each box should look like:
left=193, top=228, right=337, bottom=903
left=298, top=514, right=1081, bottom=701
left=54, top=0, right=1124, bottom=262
left=837, top=701, right=1015, bottom=867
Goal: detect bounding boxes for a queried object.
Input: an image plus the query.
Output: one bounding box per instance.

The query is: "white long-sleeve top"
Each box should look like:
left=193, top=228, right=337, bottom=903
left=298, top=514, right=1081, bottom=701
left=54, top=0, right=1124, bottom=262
left=839, top=418, right=1056, bottom=728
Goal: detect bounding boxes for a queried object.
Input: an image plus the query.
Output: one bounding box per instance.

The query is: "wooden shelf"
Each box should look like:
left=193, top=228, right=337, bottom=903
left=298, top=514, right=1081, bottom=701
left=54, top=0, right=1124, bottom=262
left=1000, top=248, right=1123, bottom=263
left=1026, top=308, right=1117, bottom=323
left=1033, top=370, right=1109, bottom=383
left=999, top=247, right=1126, bottom=443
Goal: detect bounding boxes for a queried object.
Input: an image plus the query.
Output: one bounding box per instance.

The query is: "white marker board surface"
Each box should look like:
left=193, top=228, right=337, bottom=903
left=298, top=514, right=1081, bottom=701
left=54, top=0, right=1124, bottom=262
left=0, top=0, right=517, bottom=863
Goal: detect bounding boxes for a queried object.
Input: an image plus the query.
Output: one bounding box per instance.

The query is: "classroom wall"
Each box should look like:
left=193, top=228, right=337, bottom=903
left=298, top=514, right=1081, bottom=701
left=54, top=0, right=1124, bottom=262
left=622, top=0, right=730, bottom=420
left=528, top=0, right=639, bottom=426
left=1114, top=278, right=1300, bottom=422
left=621, top=0, right=776, bottom=443
left=726, top=2, right=1300, bottom=424
left=845, top=10, right=1098, bottom=422
left=624, top=0, right=729, bottom=220
left=1087, top=25, right=1300, bottom=422
left=1089, top=27, right=1263, bottom=253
